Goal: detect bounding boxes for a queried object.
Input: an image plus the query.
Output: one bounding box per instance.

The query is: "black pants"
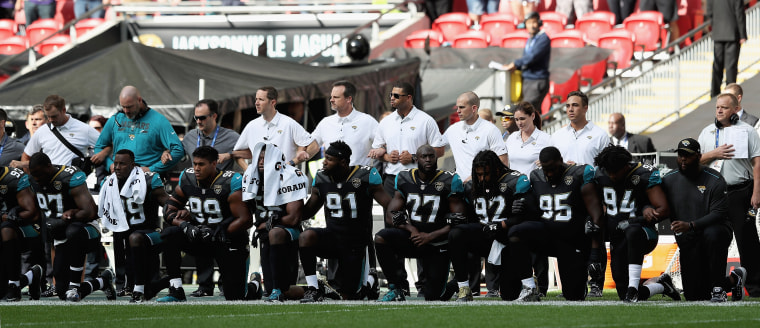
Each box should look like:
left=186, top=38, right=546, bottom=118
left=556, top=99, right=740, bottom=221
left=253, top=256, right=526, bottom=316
left=522, top=78, right=549, bottom=115
left=300, top=228, right=368, bottom=299
left=677, top=223, right=733, bottom=301
left=607, top=0, right=637, bottom=24
left=727, top=183, right=760, bottom=296
left=0, top=222, right=44, bottom=296
left=711, top=41, right=741, bottom=97
left=375, top=228, right=450, bottom=301
left=608, top=222, right=658, bottom=300
left=112, top=231, right=130, bottom=290
left=53, top=223, right=101, bottom=299
left=423, top=0, right=451, bottom=22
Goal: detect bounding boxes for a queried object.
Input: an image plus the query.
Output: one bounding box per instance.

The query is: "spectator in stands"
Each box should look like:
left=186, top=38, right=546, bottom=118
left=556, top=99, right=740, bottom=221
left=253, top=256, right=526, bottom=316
left=467, top=0, right=499, bottom=27
left=708, top=0, right=746, bottom=98
left=607, top=113, right=657, bottom=165
left=495, top=105, right=517, bottom=141
left=16, top=0, right=55, bottom=26
left=556, top=0, right=592, bottom=25
left=92, top=86, right=184, bottom=174
left=0, top=0, right=13, bottom=19
left=502, top=12, right=550, bottom=114
left=0, top=108, right=25, bottom=166
left=74, top=0, right=104, bottom=19
left=608, top=0, right=637, bottom=25
left=424, top=0, right=451, bottom=23
left=477, top=107, right=495, bottom=123
left=724, top=83, right=758, bottom=128
left=18, top=105, right=47, bottom=145
left=640, top=0, right=680, bottom=43
left=510, top=0, right=537, bottom=23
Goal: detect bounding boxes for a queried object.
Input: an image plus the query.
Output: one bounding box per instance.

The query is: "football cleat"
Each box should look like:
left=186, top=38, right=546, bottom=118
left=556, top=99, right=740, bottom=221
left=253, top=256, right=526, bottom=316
left=130, top=291, right=145, bottom=303
left=378, top=284, right=406, bottom=302
left=319, top=279, right=341, bottom=300
left=3, top=284, right=21, bottom=302
left=441, top=280, right=458, bottom=301
left=365, top=269, right=380, bottom=301
left=516, top=285, right=541, bottom=302
left=190, top=288, right=213, bottom=297
left=624, top=287, right=638, bottom=303
left=41, top=284, right=57, bottom=298
left=156, top=286, right=187, bottom=302
left=247, top=272, right=263, bottom=300
left=300, top=286, right=323, bottom=303
left=657, top=273, right=681, bottom=301
left=117, top=286, right=132, bottom=297
left=100, top=269, right=117, bottom=301
left=456, top=286, right=473, bottom=302
left=710, top=287, right=727, bottom=303
left=265, top=288, right=284, bottom=302
left=588, top=284, right=603, bottom=297
left=484, top=289, right=500, bottom=298
left=65, top=287, right=81, bottom=302
left=29, top=265, right=42, bottom=300
left=731, top=267, right=747, bottom=301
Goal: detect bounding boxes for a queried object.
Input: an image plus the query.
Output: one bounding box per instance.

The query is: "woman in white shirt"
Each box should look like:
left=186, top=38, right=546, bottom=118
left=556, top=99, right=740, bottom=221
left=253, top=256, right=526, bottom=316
left=505, top=102, right=552, bottom=175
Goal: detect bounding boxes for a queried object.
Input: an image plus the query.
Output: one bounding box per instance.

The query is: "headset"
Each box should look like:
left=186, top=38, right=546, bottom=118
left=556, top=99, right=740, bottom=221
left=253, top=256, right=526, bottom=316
left=715, top=113, right=739, bottom=128
left=114, top=99, right=150, bottom=127
left=524, top=12, right=543, bottom=28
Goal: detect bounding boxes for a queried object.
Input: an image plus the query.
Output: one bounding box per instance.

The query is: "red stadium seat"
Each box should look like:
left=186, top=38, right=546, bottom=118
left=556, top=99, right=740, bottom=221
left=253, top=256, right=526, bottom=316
left=575, top=11, right=615, bottom=44
left=550, top=29, right=585, bottom=48
left=623, top=11, right=664, bottom=52
left=432, top=12, right=472, bottom=42
left=0, top=35, right=28, bottom=55
left=0, top=19, right=17, bottom=39
left=499, top=30, right=530, bottom=48
left=539, top=11, right=567, bottom=37
left=480, top=13, right=518, bottom=45
left=26, top=18, right=62, bottom=47
left=38, top=34, right=70, bottom=56
left=74, top=18, right=105, bottom=37
left=550, top=70, right=580, bottom=104
left=405, top=29, right=444, bottom=48
left=598, top=29, right=636, bottom=70
left=452, top=30, right=490, bottom=48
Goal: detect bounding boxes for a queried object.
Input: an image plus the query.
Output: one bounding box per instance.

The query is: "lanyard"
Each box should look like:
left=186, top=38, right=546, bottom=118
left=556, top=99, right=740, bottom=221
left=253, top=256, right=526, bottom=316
left=715, top=128, right=720, bottom=149
left=0, top=134, right=7, bottom=159
left=197, top=126, right=219, bottom=148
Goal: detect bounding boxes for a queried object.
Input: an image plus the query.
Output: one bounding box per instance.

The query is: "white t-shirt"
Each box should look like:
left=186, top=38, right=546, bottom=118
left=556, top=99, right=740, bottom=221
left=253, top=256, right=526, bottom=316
left=234, top=111, right=314, bottom=161
left=506, top=128, right=552, bottom=176
left=372, top=106, right=446, bottom=176
left=25, top=115, right=99, bottom=166
left=444, top=118, right=506, bottom=179
left=551, top=121, right=609, bottom=165
left=312, top=108, right=378, bottom=166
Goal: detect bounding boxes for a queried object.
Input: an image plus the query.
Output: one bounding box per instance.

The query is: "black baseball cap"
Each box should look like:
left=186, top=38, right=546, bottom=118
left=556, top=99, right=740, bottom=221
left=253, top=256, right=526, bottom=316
left=495, top=105, right=515, bottom=117
left=677, top=138, right=700, bottom=154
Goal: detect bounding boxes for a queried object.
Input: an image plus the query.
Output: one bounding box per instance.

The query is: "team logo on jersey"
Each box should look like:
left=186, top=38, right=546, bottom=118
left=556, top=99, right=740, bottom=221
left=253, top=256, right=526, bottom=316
left=698, top=185, right=706, bottom=194
left=631, top=175, right=640, bottom=185
left=475, top=136, right=480, bottom=141
left=53, top=181, right=62, bottom=191
left=351, top=178, right=362, bottom=188
left=277, top=130, right=283, bottom=134
left=564, top=176, right=574, bottom=185
left=129, top=134, right=135, bottom=140
left=352, top=125, right=357, bottom=130
left=587, top=136, right=592, bottom=139
left=499, top=182, right=508, bottom=192
left=214, top=185, right=223, bottom=195
left=410, top=126, right=416, bottom=131
left=0, top=185, right=6, bottom=194
left=435, top=181, right=444, bottom=191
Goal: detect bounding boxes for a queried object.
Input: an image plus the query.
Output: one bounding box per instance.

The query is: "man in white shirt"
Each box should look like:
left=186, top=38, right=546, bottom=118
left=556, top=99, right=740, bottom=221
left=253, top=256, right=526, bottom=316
left=230, top=86, right=318, bottom=170
left=11, top=95, right=99, bottom=168
left=444, top=91, right=508, bottom=181
left=311, top=81, right=378, bottom=166
left=551, top=90, right=609, bottom=165
left=368, top=81, right=446, bottom=197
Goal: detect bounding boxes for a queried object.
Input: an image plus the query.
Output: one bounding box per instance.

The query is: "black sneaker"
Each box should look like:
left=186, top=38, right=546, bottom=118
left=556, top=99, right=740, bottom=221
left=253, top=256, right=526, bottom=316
left=441, top=280, right=458, bottom=301
left=3, top=284, right=21, bottom=302
left=156, top=286, right=187, bottom=302
left=100, top=269, right=117, bottom=301
left=711, top=286, right=727, bottom=302
left=319, top=279, right=341, bottom=300
left=41, top=284, right=57, bottom=298
left=731, top=267, right=747, bottom=301
left=247, top=272, right=263, bottom=300
left=657, top=273, right=681, bottom=301
left=190, top=288, right=213, bottom=297
left=484, top=289, right=500, bottom=298
left=300, top=286, right=323, bottom=303
left=588, top=284, right=603, bottom=297
left=624, top=287, right=638, bottom=303
left=365, top=269, right=380, bottom=300
left=117, top=286, right=132, bottom=297
left=130, top=291, right=145, bottom=303
left=28, top=265, right=42, bottom=300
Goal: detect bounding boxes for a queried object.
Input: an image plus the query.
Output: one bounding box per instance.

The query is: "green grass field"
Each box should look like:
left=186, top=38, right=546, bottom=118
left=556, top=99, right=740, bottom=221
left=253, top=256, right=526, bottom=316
left=2, top=289, right=759, bottom=328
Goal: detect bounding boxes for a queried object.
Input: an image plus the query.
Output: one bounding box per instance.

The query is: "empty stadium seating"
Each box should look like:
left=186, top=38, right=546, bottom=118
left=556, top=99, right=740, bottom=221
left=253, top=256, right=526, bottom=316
left=598, top=29, right=636, bottom=70
left=480, top=13, right=518, bottom=46
left=452, top=30, right=490, bottom=48
left=499, top=30, right=530, bottom=48
left=38, top=34, right=71, bottom=56
left=432, top=12, right=471, bottom=42
left=575, top=11, right=615, bottom=44
left=0, top=35, right=28, bottom=55
left=26, top=18, right=63, bottom=47
left=623, top=11, right=665, bottom=52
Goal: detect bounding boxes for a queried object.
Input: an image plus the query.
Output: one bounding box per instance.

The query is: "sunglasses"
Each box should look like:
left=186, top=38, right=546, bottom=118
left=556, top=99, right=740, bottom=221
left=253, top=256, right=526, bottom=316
left=194, top=115, right=209, bottom=121
left=390, top=93, right=409, bottom=99
left=501, top=117, right=512, bottom=122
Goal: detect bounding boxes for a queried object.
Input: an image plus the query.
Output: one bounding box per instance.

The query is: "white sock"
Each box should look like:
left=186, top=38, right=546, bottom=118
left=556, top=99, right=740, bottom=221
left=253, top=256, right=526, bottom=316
left=457, top=281, right=469, bottom=288
left=251, top=281, right=260, bottom=290
left=367, top=275, right=376, bottom=287
left=170, top=278, right=182, bottom=289
left=628, top=264, right=642, bottom=288
left=70, top=266, right=84, bottom=272
left=646, top=283, right=664, bottom=295
left=69, top=282, right=80, bottom=288
left=521, top=277, right=536, bottom=289
left=305, top=275, right=319, bottom=288
left=9, top=280, right=19, bottom=287
left=96, top=278, right=104, bottom=288
left=24, top=271, right=33, bottom=283
left=85, top=281, right=93, bottom=290
left=133, top=285, right=145, bottom=293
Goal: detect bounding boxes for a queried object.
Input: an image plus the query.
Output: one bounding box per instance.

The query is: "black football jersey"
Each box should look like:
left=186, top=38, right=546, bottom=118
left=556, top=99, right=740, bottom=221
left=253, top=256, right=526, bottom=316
left=395, top=168, right=463, bottom=232
left=465, top=171, right=530, bottom=225
left=312, top=165, right=381, bottom=242
left=177, top=169, right=242, bottom=226
left=595, top=163, right=661, bottom=225
left=251, top=182, right=288, bottom=224
left=529, top=164, right=595, bottom=231
left=0, top=167, right=31, bottom=212
left=29, top=165, right=87, bottom=220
